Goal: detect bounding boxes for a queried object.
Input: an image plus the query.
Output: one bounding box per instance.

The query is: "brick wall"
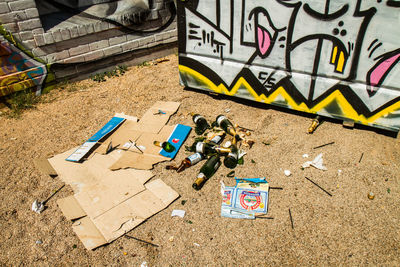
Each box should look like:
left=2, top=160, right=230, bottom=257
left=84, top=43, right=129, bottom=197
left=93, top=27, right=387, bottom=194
left=0, top=0, right=178, bottom=83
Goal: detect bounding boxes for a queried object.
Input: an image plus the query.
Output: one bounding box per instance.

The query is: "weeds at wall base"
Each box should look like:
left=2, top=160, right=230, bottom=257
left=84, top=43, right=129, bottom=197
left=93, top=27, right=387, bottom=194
left=90, top=65, right=128, bottom=83
left=1, top=89, right=40, bottom=118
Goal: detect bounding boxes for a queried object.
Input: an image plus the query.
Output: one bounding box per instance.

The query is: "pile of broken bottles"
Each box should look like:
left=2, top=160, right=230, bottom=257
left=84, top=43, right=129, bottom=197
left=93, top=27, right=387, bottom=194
left=167, top=113, right=254, bottom=190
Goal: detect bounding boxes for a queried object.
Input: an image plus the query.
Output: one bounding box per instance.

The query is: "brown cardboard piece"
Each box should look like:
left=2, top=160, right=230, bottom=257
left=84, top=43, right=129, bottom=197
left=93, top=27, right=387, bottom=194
left=109, top=125, right=175, bottom=170
left=33, top=158, right=58, bottom=177
left=48, top=102, right=181, bottom=250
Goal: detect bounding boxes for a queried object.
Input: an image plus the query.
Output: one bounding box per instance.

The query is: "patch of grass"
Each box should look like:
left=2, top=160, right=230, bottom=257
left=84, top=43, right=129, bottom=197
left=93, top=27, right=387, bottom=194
left=3, top=89, right=39, bottom=118
left=90, top=65, right=128, bottom=82
left=138, top=61, right=151, bottom=67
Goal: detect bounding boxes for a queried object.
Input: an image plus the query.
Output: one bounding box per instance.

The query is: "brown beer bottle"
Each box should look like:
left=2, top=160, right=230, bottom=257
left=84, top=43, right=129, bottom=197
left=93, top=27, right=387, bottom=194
left=176, top=152, right=205, bottom=173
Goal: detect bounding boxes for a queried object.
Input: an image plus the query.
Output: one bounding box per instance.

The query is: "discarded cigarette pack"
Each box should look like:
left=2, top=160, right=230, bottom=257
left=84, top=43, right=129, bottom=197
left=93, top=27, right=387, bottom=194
left=221, top=177, right=269, bottom=219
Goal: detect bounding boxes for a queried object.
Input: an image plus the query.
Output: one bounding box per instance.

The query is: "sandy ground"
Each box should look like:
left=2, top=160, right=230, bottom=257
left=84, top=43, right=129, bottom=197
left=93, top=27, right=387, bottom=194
left=0, top=54, right=399, bottom=266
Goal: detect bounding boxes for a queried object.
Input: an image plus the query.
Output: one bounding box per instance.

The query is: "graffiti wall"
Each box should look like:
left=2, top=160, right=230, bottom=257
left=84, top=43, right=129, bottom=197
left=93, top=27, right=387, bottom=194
left=177, top=0, right=400, bottom=132
left=0, top=26, right=51, bottom=97
left=0, top=0, right=177, bottom=97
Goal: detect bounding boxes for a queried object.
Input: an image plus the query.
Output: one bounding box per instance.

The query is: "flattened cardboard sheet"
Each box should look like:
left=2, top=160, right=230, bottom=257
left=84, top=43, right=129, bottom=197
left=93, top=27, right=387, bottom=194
left=49, top=149, right=153, bottom=219
left=33, top=158, right=58, bottom=177
left=109, top=125, right=175, bottom=170
left=72, top=216, right=108, bottom=250
left=131, top=101, right=180, bottom=134
left=92, top=179, right=178, bottom=242
left=57, top=179, right=178, bottom=250
left=57, top=195, right=86, bottom=221
left=66, top=116, right=126, bottom=162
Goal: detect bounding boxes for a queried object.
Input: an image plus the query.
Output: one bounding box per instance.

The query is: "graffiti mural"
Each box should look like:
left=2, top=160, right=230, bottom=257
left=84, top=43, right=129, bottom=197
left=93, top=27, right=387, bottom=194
left=0, top=25, right=50, bottom=97
left=178, top=0, right=400, bottom=132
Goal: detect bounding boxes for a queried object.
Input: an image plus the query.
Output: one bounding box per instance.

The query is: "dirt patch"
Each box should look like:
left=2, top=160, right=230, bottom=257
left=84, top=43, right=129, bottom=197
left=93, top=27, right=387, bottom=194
left=0, top=54, right=399, bottom=265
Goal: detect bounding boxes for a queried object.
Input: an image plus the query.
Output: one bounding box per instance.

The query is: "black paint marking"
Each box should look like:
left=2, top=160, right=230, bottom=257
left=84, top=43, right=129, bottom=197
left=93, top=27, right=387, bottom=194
left=189, top=30, right=198, bottom=34
left=369, top=42, right=382, bottom=58
left=189, top=35, right=201, bottom=40
left=216, top=0, right=221, bottom=27
left=303, top=3, right=349, bottom=21
left=189, top=23, right=200, bottom=28
left=368, top=39, right=379, bottom=51
left=279, top=36, right=286, bottom=42
left=387, top=0, right=400, bottom=7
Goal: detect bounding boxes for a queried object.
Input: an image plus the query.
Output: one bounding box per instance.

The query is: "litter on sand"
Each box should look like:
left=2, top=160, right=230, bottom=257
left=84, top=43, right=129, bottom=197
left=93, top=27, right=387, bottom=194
left=221, top=177, right=269, bottom=219
left=171, top=209, right=186, bottom=218
left=32, top=200, right=45, bottom=214
left=284, top=170, right=292, bottom=176
left=302, top=153, right=327, bottom=171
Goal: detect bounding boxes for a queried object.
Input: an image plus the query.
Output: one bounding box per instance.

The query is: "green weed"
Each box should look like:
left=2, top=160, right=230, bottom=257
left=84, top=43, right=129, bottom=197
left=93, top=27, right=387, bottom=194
left=3, top=89, right=39, bottom=118
left=90, top=65, right=128, bottom=82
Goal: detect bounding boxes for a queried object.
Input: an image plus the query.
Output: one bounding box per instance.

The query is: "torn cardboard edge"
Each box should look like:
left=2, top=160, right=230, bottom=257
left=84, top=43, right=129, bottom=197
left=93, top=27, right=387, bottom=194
left=57, top=179, right=179, bottom=250
left=66, top=116, right=127, bottom=162
left=44, top=102, right=184, bottom=250
left=33, top=158, right=58, bottom=177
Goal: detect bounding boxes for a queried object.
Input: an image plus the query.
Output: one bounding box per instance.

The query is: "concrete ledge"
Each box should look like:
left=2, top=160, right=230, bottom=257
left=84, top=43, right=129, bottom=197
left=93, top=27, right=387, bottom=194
left=52, top=41, right=177, bottom=82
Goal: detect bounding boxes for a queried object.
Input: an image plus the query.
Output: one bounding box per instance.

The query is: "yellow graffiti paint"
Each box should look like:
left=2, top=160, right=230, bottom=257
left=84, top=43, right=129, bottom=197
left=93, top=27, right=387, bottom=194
left=179, top=65, right=400, bottom=125
left=336, top=51, right=345, bottom=73
left=331, top=46, right=337, bottom=64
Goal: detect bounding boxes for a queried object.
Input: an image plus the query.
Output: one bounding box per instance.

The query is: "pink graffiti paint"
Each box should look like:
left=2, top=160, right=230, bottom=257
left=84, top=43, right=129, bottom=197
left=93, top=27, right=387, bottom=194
left=369, top=53, right=400, bottom=86
left=257, top=26, right=272, bottom=56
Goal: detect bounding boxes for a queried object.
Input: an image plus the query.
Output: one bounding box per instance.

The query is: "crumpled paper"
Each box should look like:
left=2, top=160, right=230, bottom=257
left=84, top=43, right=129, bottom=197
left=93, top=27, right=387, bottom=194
left=32, top=200, right=45, bottom=214
left=302, top=153, right=327, bottom=171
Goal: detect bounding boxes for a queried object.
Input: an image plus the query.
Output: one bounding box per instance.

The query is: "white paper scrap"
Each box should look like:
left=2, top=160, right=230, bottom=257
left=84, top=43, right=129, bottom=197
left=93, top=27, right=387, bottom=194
left=284, top=170, right=292, bottom=176
left=171, top=209, right=186, bottom=218
left=302, top=153, right=327, bottom=171
left=220, top=180, right=226, bottom=196
left=32, top=200, right=44, bottom=214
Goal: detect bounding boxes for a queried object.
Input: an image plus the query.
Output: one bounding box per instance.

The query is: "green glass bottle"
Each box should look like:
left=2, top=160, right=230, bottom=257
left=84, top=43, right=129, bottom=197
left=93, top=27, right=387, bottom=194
left=192, top=113, right=210, bottom=135
left=216, top=115, right=240, bottom=140
left=194, top=141, right=216, bottom=155
left=223, top=145, right=238, bottom=169
left=153, top=141, right=175, bottom=152
left=192, top=155, right=221, bottom=190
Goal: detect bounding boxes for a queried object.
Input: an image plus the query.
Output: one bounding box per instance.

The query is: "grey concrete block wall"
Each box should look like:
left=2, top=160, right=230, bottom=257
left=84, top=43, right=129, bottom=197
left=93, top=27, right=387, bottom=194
left=0, top=0, right=178, bottom=81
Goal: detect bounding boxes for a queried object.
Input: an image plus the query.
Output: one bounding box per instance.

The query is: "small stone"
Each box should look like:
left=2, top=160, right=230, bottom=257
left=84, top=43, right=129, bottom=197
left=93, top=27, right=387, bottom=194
left=123, top=252, right=128, bottom=256
left=169, top=236, right=174, bottom=242
left=284, top=170, right=291, bottom=177
left=36, top=240, right=43, bottom=244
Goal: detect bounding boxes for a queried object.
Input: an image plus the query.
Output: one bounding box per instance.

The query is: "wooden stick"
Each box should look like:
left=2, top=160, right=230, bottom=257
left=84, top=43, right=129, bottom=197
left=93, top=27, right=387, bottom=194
left=358, top=152, right=364, bottom=163
left=269, top=187, right=283, bottom=190
left=313, top=141, right=335, bottom=149
left=125, top=235, right=159, bottom=247
left=43, top=184, right=65, bottom=205
left=305, top=177, right=332, bottom=197
left=289, top=208, right=294, bottom=229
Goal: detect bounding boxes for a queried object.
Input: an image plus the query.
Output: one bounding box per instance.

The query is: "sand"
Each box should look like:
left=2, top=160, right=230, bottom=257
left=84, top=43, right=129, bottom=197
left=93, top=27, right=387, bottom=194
left=0, top=54, right=399, bottom=266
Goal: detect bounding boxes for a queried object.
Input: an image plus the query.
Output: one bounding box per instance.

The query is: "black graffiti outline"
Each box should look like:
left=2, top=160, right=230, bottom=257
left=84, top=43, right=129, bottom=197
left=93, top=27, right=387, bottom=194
left=247, top=7, right=287, bottom=58
left=180, top=56, right=400, bottom=119
left=366, top=48, right=400, bottom=97
left=387, top=0, right=400, bottom=7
